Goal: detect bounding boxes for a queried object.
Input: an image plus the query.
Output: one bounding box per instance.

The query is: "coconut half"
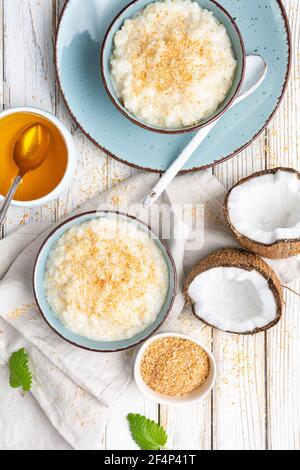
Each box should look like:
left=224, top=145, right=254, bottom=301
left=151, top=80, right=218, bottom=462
left=224, top=168, right=300, bottom=259
left=184, top=249, right=282, bottom=335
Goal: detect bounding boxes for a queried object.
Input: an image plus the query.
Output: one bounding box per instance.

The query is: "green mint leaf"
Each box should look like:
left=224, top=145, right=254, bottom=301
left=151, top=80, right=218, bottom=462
left=9, top=348, right=32, bottom=392
left=127, top=413, right=168, bottom=450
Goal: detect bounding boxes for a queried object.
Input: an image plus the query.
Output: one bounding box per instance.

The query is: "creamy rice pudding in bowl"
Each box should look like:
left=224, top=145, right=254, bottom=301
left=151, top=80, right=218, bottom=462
left=101, top=0, right=245, bottom=134
left=33, top=212, right=177, bottom=352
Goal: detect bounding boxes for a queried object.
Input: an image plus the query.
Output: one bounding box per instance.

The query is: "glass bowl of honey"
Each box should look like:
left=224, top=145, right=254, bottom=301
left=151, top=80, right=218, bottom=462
left=0, top=107, right=76, bottom=207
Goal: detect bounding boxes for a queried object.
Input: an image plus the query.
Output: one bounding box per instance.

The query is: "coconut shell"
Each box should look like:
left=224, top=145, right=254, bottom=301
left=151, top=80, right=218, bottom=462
left=184, top=248, right=283, bottom=335
left=224, top=168, right=300, bottom=259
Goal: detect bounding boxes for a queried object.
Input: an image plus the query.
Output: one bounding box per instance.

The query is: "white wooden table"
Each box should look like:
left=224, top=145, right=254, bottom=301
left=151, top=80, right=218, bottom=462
left=1, top=0, right=299, bottom=451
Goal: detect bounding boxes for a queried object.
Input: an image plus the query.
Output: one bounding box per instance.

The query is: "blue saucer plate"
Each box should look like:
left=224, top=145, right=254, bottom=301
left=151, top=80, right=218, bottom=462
left=56, top=0, right=291, bottom=173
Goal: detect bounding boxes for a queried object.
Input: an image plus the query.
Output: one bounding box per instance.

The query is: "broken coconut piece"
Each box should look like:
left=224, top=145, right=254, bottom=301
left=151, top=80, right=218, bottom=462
left=184, top=249, right=282, bottom=335
left=224, top=168, right=300, bottom=259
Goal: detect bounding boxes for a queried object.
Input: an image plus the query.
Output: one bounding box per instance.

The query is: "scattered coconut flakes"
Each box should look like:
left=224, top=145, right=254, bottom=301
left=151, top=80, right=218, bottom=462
left=7, top=303, right=36, bottom=321
left=141, top=337, right=210, bottom=397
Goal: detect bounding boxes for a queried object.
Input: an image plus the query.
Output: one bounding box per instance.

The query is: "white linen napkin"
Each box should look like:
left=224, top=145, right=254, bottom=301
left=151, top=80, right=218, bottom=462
left=1, top=170, right=300, bottom=450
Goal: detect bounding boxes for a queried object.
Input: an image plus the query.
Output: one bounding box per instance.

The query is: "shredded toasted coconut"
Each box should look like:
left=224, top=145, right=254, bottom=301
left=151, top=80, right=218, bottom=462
left=132, top=27, right=214, bottom=95
left=141, top=337, right=210, bottom=397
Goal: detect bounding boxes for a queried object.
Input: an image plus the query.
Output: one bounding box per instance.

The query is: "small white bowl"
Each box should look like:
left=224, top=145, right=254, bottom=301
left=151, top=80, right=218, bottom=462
left=134, top=332, right=216, bottom=406
left=0, top=106, right=77, bottom=208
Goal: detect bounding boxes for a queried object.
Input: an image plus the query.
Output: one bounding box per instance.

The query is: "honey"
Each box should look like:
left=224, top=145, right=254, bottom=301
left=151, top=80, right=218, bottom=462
left=0, top=112, right=67, bottom=201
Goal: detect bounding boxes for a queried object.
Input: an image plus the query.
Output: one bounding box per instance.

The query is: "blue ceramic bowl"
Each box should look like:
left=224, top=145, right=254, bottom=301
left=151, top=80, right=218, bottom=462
left=33, top=211, right=177, bottom=352
left=101, top=0, right=245, bottom=134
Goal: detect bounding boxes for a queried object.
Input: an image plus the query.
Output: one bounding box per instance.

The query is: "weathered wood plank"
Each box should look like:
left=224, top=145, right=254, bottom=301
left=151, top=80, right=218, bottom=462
left=0, top=0, right=4, bottom=240
left=266, top=0, right=300, bottom=450
left=3, top=0, right=56, bottom=232
left=212, top=139, right=267, bottom=450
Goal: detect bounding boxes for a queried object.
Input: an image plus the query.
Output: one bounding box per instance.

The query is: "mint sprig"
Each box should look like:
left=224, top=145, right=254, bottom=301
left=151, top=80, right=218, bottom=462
left=127, top=413, right=168, bottom=450
left=9, top=348, right=32, bottom=392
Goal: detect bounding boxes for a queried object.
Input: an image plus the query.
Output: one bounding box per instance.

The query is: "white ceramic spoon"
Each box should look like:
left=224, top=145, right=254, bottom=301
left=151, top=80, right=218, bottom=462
left=143, top=55, right=268, bottom=209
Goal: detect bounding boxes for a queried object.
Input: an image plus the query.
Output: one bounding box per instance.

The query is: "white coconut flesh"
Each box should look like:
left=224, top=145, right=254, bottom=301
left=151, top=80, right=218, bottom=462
left=227, top=170, right=300, bottom=244
left=188, top=267, right=277, bottom=333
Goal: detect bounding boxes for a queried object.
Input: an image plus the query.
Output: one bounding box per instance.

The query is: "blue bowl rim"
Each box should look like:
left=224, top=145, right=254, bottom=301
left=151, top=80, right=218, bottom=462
left=33, top=210, right=178, bottom=352
left=100, top=0, right=246, bottom=135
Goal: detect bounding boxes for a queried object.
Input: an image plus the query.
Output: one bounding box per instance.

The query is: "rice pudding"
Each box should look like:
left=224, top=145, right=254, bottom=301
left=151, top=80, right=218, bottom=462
left=44, top=217, right=169, bottom=341
left=110, top=0, right=237, bottom=128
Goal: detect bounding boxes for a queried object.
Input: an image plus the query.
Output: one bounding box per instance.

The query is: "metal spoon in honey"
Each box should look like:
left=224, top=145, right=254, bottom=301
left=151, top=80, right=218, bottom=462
left=0, top=123, right=50, bottom=225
